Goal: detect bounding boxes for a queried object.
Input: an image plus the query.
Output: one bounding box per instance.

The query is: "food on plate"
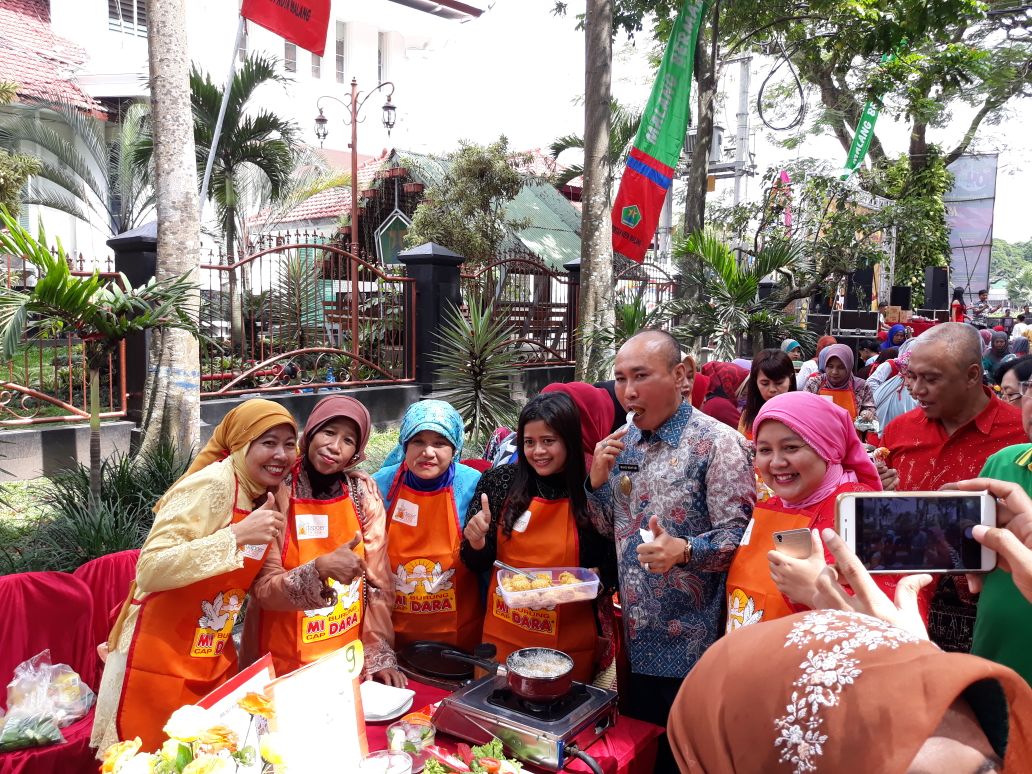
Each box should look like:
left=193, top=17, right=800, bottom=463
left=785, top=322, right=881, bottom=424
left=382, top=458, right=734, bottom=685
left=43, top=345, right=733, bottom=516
left=500, top=572, right=580, bottom=593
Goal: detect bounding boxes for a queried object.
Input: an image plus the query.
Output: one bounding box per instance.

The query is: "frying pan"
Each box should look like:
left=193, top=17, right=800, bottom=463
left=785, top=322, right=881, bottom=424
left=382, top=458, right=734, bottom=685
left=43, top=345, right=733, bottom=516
left=442, top=646, right=574, bottom=701
left=398, top=641, right=474, bottom=681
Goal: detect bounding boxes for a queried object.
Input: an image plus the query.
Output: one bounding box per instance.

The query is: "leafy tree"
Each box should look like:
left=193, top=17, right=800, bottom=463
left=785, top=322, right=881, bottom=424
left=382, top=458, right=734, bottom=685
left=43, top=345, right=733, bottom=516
left=667, top=230, right=816, bottom=359
left=0, top=98, right=153, bottom=234
left=0, top=82, right=41, bottom=218
left=404, top=136, right=531, bottom=269
left=1009, top=265, right=1032, bottom=308
left=0, top=208, right=199, bottom=503
left=550, top=100, right=642, bottom=189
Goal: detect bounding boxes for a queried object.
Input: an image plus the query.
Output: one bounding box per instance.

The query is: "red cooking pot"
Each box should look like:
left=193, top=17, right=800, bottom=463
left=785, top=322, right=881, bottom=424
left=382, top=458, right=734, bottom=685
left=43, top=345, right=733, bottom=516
left=442, top=646, right=574, bottom=702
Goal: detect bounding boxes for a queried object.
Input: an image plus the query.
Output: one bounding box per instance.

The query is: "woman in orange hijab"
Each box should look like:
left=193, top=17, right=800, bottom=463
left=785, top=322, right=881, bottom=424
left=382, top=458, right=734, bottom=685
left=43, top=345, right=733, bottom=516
left=92, top=399, right=297, bottom=754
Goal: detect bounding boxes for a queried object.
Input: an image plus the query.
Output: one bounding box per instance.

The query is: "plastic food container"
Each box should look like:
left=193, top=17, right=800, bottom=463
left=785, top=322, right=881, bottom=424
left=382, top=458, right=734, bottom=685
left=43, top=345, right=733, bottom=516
left=495, top=566, right=600, bottom=611
left=386, top=719, right=436, bottom=772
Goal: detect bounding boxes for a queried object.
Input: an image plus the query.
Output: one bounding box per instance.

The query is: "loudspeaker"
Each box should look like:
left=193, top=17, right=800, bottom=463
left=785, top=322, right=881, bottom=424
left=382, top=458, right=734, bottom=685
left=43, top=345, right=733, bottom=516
left=832, top=310, right=879, bottom=334
left=807, top=313, right=831, bottom=335
left=844, top=267, right=875, bottom=310
left=890, top=285, right=912, bottom=310
left=924, top=267, right=949, bottom=310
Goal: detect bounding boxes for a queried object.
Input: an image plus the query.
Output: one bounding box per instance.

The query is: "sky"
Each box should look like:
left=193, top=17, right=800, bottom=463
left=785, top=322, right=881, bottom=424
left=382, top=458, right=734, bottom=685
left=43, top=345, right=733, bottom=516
left=395, top=0, right=1032, bottom=244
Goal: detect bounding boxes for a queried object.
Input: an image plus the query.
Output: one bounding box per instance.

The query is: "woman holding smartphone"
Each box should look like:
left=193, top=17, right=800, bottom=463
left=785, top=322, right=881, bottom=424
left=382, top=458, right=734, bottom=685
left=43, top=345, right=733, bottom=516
left=724, top=391, right=895, bottom=632
left=460, top=392, right=616, bottom=683
left=738, top=349, right=796, bottom=441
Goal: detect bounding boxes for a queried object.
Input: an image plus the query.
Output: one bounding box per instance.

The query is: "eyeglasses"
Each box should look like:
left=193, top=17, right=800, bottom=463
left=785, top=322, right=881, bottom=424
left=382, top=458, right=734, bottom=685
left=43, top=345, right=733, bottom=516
left=1017, top=380, right=1032, bottom=398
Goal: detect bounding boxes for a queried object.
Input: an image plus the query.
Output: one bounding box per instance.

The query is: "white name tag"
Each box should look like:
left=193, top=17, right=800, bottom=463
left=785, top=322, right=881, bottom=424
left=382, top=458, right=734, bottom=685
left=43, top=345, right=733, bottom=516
left=740, top=518, right=756, bottom=547
left=513, top=511, right=532, bottom=533
left=243, top=543, right=267, bottom=561
left=296, top=513, right=329, bottom=540
left=393, top=499, right=419, bottom=527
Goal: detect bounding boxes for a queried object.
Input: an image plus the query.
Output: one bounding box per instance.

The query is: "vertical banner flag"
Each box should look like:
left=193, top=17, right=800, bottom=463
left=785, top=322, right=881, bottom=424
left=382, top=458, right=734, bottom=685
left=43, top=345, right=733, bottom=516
left=840, top=100, right=880, bottom=180
left=612, top=0, right=709, bottom=263
left=241, top=0, right=331, bottom=56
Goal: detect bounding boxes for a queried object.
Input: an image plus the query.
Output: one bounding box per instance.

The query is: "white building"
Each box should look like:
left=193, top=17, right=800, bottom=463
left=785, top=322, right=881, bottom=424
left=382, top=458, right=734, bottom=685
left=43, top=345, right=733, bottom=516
left=4, top=0, right=483, bottom=259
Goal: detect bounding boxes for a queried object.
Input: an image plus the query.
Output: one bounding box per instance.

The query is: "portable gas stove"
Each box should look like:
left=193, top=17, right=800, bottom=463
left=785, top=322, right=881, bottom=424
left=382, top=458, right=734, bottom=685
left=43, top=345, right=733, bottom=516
left=431, top=674, right=618, bottom=772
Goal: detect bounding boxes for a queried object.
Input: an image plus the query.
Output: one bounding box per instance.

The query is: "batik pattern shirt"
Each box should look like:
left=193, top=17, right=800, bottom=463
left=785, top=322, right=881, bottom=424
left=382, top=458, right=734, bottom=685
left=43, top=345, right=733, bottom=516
left=588, top=400, right=754, bottom=677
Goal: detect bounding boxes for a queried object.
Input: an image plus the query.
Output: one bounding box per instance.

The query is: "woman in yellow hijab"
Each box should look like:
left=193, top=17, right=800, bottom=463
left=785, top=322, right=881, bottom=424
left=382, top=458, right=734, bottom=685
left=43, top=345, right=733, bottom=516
left=91, top=399, right=297, bottom=754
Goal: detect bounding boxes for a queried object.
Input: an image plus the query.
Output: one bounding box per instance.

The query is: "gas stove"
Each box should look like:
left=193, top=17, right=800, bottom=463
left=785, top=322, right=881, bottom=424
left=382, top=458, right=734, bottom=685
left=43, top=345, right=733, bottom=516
left=431, top=675, right=618, bottom=772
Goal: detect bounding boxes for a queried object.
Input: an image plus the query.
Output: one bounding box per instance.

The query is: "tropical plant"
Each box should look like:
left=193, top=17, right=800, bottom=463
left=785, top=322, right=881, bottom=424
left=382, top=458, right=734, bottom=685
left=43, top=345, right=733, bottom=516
left=0, top=82, right=41, bottom=218
left=1008, top=265, right=1032, bottom=309
left=0, top=207, right=200, bottom=502
left=0, top=98, right=153, bottom=234
left=405, top=137, right=531, bottom=269
left=668, top=230, right=815, bottom=361
left=268, top=255, right=323, bottom=351
left=135, top=53, right=300, bottom=347
left=432, top=297, right=519, bottom=453
left=549, top=99, right=642, bottom=189
left=0, top=441, right=191, bottom=574
left=578, top=293, right=668, bottom=382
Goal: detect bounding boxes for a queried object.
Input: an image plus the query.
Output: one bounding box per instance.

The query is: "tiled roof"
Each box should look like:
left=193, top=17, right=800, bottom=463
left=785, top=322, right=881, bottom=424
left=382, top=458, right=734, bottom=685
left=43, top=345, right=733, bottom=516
left=264, top=152, right=388, bottom=225
left=0, top=0, right=102, bottom=112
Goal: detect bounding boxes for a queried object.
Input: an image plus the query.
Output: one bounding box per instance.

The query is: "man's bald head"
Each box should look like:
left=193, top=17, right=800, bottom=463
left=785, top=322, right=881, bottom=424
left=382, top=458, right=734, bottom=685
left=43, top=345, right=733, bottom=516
left=621, top=329, right=682, bottom=370
left=910, top=323, right=982, bottom=369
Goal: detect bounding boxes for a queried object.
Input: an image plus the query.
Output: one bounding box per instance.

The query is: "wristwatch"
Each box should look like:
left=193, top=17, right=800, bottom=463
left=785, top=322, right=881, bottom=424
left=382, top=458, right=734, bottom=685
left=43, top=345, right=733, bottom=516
left=679, top=538, right=692, bottom=566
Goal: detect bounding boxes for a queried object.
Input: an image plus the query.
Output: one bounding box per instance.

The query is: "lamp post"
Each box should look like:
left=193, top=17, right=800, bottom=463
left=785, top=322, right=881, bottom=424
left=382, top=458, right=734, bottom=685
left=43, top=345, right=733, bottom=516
left=315, top=78, right=396, bottom=255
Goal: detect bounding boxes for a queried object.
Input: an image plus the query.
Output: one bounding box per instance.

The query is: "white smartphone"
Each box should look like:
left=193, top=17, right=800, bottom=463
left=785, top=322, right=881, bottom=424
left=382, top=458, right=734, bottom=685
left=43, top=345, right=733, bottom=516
left=836, top=491, right=996, bottom=574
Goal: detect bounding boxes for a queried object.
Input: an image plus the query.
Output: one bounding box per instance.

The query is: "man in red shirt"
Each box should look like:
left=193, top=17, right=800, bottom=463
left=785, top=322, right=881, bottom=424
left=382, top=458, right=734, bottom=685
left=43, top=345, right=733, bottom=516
left=883, top=322, right=1025, bottom=490
left=882, top=322, right=1025, bottom=651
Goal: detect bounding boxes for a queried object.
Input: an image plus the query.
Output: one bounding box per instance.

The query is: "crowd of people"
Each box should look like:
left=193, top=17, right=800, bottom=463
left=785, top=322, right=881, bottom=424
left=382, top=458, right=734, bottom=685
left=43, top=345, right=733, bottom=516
left=88, top=322, right=1032, bottom=773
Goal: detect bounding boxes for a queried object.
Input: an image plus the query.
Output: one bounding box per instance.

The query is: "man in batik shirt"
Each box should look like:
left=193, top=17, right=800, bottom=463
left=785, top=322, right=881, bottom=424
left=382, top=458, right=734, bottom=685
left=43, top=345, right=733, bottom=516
left=588, top=330, right=754, bottom=774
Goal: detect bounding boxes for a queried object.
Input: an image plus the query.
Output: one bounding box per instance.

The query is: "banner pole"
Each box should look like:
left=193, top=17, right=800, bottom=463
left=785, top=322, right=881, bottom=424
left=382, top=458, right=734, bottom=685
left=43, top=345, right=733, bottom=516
left=200, top=15, right=245, bottom=210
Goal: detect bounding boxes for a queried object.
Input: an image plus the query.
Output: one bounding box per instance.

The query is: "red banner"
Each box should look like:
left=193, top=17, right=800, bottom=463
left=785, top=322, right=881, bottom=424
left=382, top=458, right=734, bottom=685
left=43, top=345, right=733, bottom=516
left=611, top=148, right=674, bottom=263
left=241, top=0, right=331, bottom=56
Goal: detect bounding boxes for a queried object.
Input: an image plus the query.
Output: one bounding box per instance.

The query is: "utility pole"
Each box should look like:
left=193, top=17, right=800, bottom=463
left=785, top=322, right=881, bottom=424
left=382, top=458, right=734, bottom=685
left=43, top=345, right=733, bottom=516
left=732, top=55, right=752, bottom=208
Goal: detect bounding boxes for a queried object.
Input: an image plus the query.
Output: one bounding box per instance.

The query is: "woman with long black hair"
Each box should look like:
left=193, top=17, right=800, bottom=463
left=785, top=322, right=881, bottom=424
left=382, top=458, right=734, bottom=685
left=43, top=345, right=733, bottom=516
left=460, top=391, right=616, bottom=682
left=738, top=348, right=796, bottom=440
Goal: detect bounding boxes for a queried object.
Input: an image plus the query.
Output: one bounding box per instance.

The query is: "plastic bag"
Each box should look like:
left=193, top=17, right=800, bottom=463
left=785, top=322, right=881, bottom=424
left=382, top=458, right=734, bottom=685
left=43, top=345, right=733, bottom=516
left=0, top=650, right=95, bottom=751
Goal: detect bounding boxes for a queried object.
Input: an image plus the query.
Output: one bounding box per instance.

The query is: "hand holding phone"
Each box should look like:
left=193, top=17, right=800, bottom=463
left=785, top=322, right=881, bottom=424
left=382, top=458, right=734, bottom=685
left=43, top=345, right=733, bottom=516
left=767, top=529, right=827, bottom=608
left=813, top=528, right=932, bottom=640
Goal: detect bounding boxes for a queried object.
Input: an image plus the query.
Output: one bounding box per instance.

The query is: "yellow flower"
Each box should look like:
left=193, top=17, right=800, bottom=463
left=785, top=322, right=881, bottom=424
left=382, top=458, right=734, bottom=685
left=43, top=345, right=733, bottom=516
left=237, top=691, right=275, bottom=720
left=160, top=739, right=187, bottom=762
left=196, top=725, right=239, bottom=753
left=163, top=705, right=217, bottom=742
left=259, top=732, right=286, bottom=765
left=101, top=737, right=142, bottom=773
left=119, top=753, right=157, bottom=774
left=182, top=756, right=234, bottom=774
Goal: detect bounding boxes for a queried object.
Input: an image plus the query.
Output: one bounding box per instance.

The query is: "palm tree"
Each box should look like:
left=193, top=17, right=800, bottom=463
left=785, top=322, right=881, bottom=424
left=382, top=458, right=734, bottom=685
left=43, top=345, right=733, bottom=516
left=0, top=207, right=199, bottom=503
left=0, top=99, right=154, bottom=235
left=1008, top=266, right=1032, bottom=308
left=668, top=230, right=814, bottom=361
left=135, top=53, right=300, bottom=347
left=549, top=100, right=642, bottom=189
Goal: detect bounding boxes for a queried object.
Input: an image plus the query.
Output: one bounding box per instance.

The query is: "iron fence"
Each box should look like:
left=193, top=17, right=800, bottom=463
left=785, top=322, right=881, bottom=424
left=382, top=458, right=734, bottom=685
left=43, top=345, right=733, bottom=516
left=199, top=242, right=416, bottom=397
left=461, top=253, right=577, bottom=366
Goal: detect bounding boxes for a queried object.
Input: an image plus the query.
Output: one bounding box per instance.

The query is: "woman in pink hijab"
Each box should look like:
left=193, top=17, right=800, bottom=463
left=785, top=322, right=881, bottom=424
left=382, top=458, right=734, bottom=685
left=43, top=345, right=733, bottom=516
left=724, top=392, right=930, bottom=631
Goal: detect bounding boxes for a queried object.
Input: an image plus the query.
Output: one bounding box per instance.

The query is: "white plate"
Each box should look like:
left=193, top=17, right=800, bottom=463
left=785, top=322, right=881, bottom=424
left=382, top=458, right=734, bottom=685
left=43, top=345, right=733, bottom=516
left=364, top=695, right=413, bottom=723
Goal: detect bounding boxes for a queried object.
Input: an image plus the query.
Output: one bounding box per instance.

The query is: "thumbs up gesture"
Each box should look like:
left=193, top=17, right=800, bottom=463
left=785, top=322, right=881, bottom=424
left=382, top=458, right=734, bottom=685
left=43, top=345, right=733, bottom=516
left=231, top=493, right=285, bottom=546
left=464, top=494, right=493, bottom=551
left=636, top=515, right=690, bottom=574
left=315, top=530, right=367, bottom=585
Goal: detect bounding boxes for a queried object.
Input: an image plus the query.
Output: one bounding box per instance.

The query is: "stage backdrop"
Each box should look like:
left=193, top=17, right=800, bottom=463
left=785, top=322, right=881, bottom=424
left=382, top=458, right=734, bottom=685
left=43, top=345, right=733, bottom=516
left=946, top=154, right=998, bottom=304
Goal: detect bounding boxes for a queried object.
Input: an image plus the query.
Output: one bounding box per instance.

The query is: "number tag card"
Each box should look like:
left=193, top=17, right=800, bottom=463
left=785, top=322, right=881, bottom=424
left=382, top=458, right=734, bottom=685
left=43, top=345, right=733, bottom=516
left=393, top=499, right=419, bottom=527
left=269, top=641, right=367, bottom=771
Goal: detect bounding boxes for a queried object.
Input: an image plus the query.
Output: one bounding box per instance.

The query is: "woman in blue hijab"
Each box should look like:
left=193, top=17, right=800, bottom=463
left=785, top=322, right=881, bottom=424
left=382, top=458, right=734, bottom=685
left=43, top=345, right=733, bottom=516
left=372, top=400, right=484, bottom=650
left=881, top=324, right=907, bottom=351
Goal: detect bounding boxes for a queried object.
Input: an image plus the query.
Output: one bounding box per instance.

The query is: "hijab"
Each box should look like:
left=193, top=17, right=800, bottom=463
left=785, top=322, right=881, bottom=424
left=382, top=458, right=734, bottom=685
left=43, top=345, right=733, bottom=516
left=295, top=396, right=372, bottom=500
left=668, top=610, right=1032, bottom=774
left=175, top=398, right=297, bottom=502
left=986, top=331, right=1011, bottom=366
left=1012, top=337, right=1030, bottom=356
left=980, top=328, right=994, bottom=347
left=384, top=400, right=465, bottom=492
left=818, top=343, right=857, bottom=390
left=780, top=338, right=801, bottom=354
left=754, top=391, right=880, bottom=509
left=541, top=382, right=615, bottom=467
left=881, top=323, right=906, bottom=350
left=813, top=335, right=837, bottom=362
left=701, top=362, right=748, bottom=428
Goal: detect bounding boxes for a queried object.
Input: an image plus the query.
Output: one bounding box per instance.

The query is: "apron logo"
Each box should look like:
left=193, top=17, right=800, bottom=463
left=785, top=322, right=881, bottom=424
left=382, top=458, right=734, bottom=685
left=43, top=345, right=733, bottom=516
left=242, top=543, right=267, bottom=561
left=392, top=498, right=419, bottom=527
left=295, top=513, right=329, bottom=540
left=493, top=595, right=557, bottom=635
left=726, top=588, right=763, bottom=632
left=394, top=559, right=456, bottom=614
left=302, top=578, right=362, bottom=642
left=512, top=511, right=532, bottom=533
left=191, top=588, right=244, bottom=657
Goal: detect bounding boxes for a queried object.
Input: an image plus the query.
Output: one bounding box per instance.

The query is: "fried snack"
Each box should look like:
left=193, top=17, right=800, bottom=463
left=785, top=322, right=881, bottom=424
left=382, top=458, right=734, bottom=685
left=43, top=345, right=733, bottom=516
left=558, top=572, right=578, bottom=585
left=530, top=576, right=551, bottom=589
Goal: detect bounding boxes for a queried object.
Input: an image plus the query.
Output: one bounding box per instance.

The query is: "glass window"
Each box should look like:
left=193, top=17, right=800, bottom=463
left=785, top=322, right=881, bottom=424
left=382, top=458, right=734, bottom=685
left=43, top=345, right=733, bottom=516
left=312, top=53, right=321, bottom=78
left=285, top=41, right=297, bottom=73
left=336, top=24, right=347, bottom=83
left=107, top=0, right=147, bottom=37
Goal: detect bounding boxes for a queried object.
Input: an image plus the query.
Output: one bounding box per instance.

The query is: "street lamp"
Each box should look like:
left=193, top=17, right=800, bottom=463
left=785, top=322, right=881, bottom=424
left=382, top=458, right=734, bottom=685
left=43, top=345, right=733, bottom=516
left=314, top=78, right=396, bottom=256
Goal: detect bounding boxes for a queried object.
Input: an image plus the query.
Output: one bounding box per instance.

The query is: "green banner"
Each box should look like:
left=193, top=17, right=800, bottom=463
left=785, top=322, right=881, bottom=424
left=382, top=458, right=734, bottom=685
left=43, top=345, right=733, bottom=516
left=841, top=100, right=880, bottom=180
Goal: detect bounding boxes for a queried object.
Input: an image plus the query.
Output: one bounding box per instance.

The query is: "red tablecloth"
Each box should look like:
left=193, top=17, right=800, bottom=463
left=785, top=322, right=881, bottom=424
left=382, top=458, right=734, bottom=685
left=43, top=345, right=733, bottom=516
left=909, top=319, right=938, bottom=336
left=366, top=680, right=662, bottom=774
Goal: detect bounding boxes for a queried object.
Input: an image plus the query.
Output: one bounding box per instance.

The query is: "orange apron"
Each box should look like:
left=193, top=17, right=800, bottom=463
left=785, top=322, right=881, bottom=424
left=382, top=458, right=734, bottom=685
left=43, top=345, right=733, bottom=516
left=482, top=497, right=598, bottom=683
left=725, top=502, right=810, bottom=633
left=818, top=385, right=858, bottom=420
left=386, top=471, right=482, bottom=651
left=116, top=484, right=266, bottom=749
left=257, top=484, right=365, bottom=677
